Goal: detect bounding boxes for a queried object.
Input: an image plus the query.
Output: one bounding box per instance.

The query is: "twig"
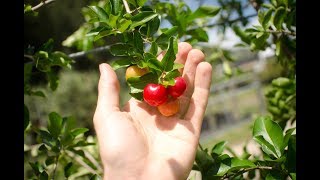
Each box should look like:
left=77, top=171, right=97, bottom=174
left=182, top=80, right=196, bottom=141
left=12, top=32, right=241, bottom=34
left=266, top=30, right=296, bottom=36
left=122, top=0, right=131, bottom=14
left=249, top=0, right=261, bottom=12
left=222, top=166, right=272, bottom=179
left=52, top=154, right=60, bottom=180
left=31, top=0, right=55, bottom=11
left=82, top=149, right=103, bottom=172
left=65, top=150, right=98, bottom=175
left=24, top=54, right=34, bottom=61
left=68, top=45, right=110, bottom=58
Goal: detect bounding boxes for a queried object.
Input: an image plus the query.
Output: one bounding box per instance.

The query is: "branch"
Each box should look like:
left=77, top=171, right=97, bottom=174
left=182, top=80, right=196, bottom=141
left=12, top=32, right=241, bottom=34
left=65, top=150, right=98, bottom=175
left=52, top=154, right=60, bottom=180
left=122, top=0, right=131, bottom=14
left=31, top=0, right=56, bottom=11
left=249, top=0, right=261, bottom=12
left=82, top=149, right=103, bottom=172
left=266, top=30, right=296, bottom=36
left=24, top=54, right=34, bottom=61
left=188, top=13, right=257, bottom=31
left=68, top=45, right=110, bottom=59
left=222, top=166, right=272, bottom=179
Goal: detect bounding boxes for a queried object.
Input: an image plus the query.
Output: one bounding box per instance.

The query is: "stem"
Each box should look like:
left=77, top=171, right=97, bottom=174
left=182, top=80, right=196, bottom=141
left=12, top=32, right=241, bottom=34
left=249, top=0, right=261, bottom=12
left=266, top=30, right=296, bottom=36
left=198, top=143, right=204, bottom=151
left=65, top=150, right=98, bottom=175
left=83, top=149, right=103, bottom=172
left=221, top=166, right=287, bottom=179
left=122, top=0, right=131, bottom=14
left=52, top=154, right=60, bottom=180
left=31, top=0, right=55, bottom=11
left=24, top=54, right=34, bottom=61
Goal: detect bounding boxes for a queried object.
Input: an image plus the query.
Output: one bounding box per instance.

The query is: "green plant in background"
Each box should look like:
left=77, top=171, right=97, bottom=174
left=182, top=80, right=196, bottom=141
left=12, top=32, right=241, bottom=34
left=24, top=0, right=295, bottom=179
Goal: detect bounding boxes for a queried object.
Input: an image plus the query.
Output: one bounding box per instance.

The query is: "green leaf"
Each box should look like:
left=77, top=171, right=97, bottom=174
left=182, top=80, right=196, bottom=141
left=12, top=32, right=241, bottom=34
left=131, top=12, right=158, bottom=29
left=64, top=162, right=77, bottom=178
left=228, top=157, right=256, bottom=172
left=286, top=135, right=296, bottom=173
left=45, top=156, right=55, bottom=166
left=39, top=171, right=49, bottom=180
left=88, top=6, right=109, bottom=21
left=222, top=61, right=232, bottom=76
left=189, top=6, right=221, bottom=21
left=127, top=72, right=159, bottom=89
left=47, top=71, right=59, bottom=91
left=110, top=44, right=134, bottom=56
left=29, top=162, right=44, bottom=175
left=262, top=9, right=273, bottom=29
left=94, top=30, right=114, bottom=41
left=24, top=63, right=33, bottom=84
left=290, top=173, right=296, bottom=180
left=146, top=57, right=163, bottom=72
left=90, top=174, right=102, bottom=180
left=147, top=16, right=160, bottom=37
left=39, top=130, right=56, bottom=147
left=48, top=112, right=63, bottom=139
left=276, top=39, right=281, bottom=56
left=134, top=32, right=144, bottom=54
left=109, top=14, right=119, bottom=28
left=30, top=91, right=46, bottom=97
left=161, top=37, right=177, bottom=72
left=150, top=42, right=158, bottom=55
left=187, top=29, right=209, bottom=42
left=103, top=0, right=112, bottom=15
left=70, top=128, right=89, bottom=138
left=130, top=92, right=143, bottom=101
left=272, top=77, right=292, bottom=87
left=137, top=0, right=147, bottom=6
left=211, top=141, right=228, bottom=156
left=118, top=19, right=132, bottom=32
left=111, top=59, right=132, bottom=70
left=253, top=116, right=284, bottom=158
left=195, top=148, right=214, bottom=172
left=40, top=39, right=54, bottom=52
left=164, top=69, right=180, bottom=81
left=24, top=104, right=30, bottom=131
left=233, top=26, right=251, bottom=45
left=155, top=26, right=178, bottom=49
left=110, top=0, right=120, bottom=15
left=282, top=128, right=295, bottom=150
left=273, top=7, right=286, bottom=29
left=265, top=170, right=284, bottom=180
left=173, top=63, right=184, bottom=70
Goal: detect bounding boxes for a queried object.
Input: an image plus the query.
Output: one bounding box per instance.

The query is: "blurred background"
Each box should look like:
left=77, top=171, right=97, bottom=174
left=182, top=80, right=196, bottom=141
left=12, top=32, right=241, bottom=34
left=24, top=0, right=286, bottom=160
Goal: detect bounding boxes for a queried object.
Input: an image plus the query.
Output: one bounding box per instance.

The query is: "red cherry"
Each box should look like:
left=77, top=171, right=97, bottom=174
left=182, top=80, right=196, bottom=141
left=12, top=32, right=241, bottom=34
left=143, top=84, right=168, bottom=106
left=168, top=77, right=187, bottom=98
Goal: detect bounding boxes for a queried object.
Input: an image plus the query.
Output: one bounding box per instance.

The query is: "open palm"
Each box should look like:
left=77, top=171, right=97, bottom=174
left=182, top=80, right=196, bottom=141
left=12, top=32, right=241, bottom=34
left=93, top=42, right=212, bottom=180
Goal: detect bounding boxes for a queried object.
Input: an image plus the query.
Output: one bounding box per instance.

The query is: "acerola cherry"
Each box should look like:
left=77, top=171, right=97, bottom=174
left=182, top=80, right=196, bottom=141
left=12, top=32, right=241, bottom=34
left=125, top=65, right=148, bottom=80
left=157, top=98, right=180, bottom=117
left=143, top=84, right=168, bottom=106
left=168, top=77, right=187, bottom=98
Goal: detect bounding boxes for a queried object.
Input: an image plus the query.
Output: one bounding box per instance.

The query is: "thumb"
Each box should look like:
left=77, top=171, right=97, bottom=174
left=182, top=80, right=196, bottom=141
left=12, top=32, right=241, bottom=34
left=96, top=63, right=120, bottom=113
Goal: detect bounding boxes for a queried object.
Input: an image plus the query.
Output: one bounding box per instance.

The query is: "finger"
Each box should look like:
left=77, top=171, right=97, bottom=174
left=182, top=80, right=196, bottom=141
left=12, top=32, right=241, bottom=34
left=184, top=62, right=212, bottom=133
left=96, top=63, right=120, bottom=114
left=178, top=49, right=205, bottom=116
left=175, top=42, right=192, bottom=74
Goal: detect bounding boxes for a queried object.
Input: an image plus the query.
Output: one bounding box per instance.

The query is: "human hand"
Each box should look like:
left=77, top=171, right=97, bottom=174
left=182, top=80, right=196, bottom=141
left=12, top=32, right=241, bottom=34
left=93, top=42, right=212, bottom=180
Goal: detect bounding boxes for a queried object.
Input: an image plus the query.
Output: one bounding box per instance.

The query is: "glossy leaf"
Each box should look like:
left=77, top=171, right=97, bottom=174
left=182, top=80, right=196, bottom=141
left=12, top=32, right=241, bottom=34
left=273, top=7, right=286, bottom=29
left=262, top=9, right=273, bottom=29
left=131, top=12, right=158, bottom=29
left=127, top=72, right=159, bottom=89
left=111, top=59, right=132, bottom=70
left=253, top=116, right=284, bottom=158
left=48, top=112, right=63, bottom=139
left=164, top=69, right=180, bottom=81
left=47, top=71, right=59, bottom=91
left=39, top=171, right=48, bottom=180
left=118, top=19, right=132, bottom=32
left=189, top=6, right=221, bottom=21
left=150, top=42, right=158, bottom=55
left=155, top=26, right=178, bottom=49
left=282, top=128, right=295, bottom=150
left=286, top=135, right=296, bottom=173
left=64, top=162, right=77, bottom=178
left=161, top=37, right=177, bottom=72
left=70, top=128, right=89, bottom=138
left=187, top=29, right=209, bottom=42
left=110, top=0, right=120, bottom=15
left=211, top=141, right=228, bottom=156
left=88, top=6, right=109, bottom=21
left=134, top=32, right=144, bottom=54
left=110, top=44, right=134, bottom=56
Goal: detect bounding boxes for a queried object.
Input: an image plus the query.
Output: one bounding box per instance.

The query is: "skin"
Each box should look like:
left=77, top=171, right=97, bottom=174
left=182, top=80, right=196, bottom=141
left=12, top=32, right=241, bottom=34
left=93, top=42, right=212, bottom=180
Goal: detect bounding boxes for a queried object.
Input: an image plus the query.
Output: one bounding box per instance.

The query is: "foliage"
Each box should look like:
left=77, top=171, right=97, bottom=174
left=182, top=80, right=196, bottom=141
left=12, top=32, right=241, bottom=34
left=25, top=0, right=295, bottom=179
